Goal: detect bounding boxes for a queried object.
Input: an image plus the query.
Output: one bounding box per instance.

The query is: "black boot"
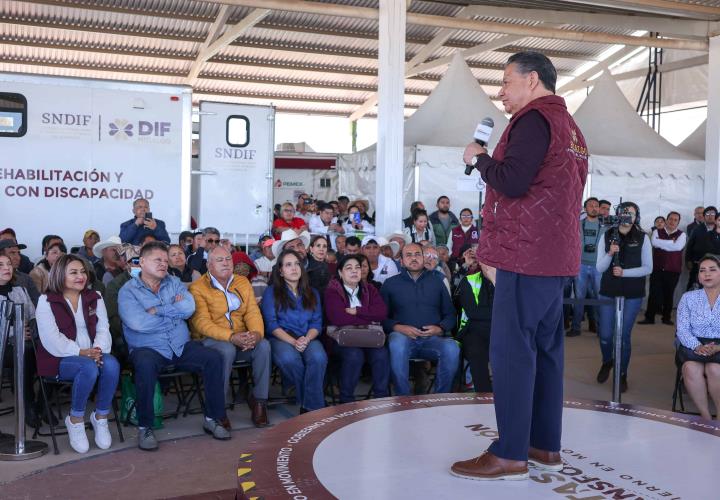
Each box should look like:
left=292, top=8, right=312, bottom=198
left=596, top=361, right=613, bottom=384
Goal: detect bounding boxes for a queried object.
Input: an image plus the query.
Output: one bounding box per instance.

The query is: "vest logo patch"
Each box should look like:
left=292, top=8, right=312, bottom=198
left=569, top=128, right=588, bottom=158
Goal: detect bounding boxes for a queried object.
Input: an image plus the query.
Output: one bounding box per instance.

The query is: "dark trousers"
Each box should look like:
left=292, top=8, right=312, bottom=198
left=129, top=341, right=226, bottom=428
left=488, top=270, right=565, bottom=461
left=645, top=270, right=680, bottom=322
left=335, top=345, right=390, bottom=403
left=460, top=326, right=492, bottom=393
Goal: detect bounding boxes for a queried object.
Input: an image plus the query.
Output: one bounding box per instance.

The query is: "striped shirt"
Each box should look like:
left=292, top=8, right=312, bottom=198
left=676, top=289, right=720, bottom=350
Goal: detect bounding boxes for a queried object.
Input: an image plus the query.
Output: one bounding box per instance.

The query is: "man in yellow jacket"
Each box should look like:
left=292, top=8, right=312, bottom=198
left=189, top=246, right=270, bottom=427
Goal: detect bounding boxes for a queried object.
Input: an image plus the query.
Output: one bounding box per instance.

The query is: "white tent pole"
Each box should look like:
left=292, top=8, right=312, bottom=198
left=706, top=35, right=720, bottom=205
left=375, top=0, right=406, bottom=236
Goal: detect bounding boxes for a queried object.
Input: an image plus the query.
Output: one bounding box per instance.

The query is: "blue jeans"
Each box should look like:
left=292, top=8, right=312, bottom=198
left=129, top=341, right=226, bottom=428
left=597, top=295, right=643, bottom=376
left=269, top=338, right=328, bottom=411
left=572, top=264, right=601, bottom=331
left=335, top=345, right=390, bottom=403
left=57, top=354, right=120, bottom=418
left=387, top=332, right=460, bottom=396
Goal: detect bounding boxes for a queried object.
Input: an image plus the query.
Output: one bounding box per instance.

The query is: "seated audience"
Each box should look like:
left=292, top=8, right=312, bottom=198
left=35, top=255, right=120, bottom=453
left=0, top=228, right=34, bottom=273
left=676, top=254, right=720, bottom=421
left=30, top=241, right=67, bottom=293
left=404, top=208, right=436, bottom=245
left=334, top=234, right=347, bottom=255
left=456, top=267, right=495, bottom=393
left=355, top=253, right=382, bottom=291
left=295, top=194, right=315, bottom=223
left=260, top=250, right=326, bottom=413
left=76, top=230, right=100, bottom=264
left=342, top=204, right=375, bottom=238
left=119, top=241, right=230, bottom=450
left=343, top=236, right=362, bottom=256
left=168, top=244, right=194, bottom=283
left=119, top=198, right=170, bottom=245
left=104, top=244, right=140, bottom=365
left=307, top=235, right=333, bottom=295
left=0, top=254, right=44, bottom=428
left=92, top=236, right=123, bottom=285
left=361, top=236, right=399, bottom=285
left=309, top=202, right=344, bottom=249
left=188, top=227, right=221, bottom=276
left=402, top=201, right=425, bottom=229
left=273, top=202, right=308, bottom=239
left=189, top=247, right=271, bottom=428
left=381, top=243, right=459, bottom=395
left=324, top=255, right=389, bottom=403
left=253, top=238, right=276, bottom=278
left=231, top=250, right=258, bottom=281
left=271, top=230, right=310, bottom=264
left=0, top=239, right=40, bottom=305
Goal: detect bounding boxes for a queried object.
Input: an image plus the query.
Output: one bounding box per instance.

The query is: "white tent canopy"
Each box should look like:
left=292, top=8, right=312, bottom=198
left=679, top=119, right=706, bottom=159
left=338, top=54, right=509, bottom=218
left=573, top=72, right=704, bottom=229
left=574, top=72, right=698, bottom=160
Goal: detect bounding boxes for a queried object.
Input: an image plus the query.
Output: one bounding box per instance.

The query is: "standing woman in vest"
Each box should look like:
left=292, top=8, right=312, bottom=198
left=35, top=254, right=120, bottom=453
left=448, top=208, right=479, bottom=266
left=595, top=202, right=652, bottom=393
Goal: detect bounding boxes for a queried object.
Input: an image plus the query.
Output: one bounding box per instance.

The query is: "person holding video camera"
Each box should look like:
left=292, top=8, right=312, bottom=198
left=119, top=198, right=170, bottom=245
left=595, top=201, right=652, bottom=393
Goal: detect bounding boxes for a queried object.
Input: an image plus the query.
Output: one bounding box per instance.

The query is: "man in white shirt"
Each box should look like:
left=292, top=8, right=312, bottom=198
left=361, top=236, right=399, bottom=285
left=640, top=211, right=687, bottom=325
left=309, top=202, right=344, bottom=249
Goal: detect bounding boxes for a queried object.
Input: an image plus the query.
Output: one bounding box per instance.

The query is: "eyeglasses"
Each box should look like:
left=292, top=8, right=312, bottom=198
left=205, top=238, right=219, bottom=244
left=460, top=214, right=473, bottom=219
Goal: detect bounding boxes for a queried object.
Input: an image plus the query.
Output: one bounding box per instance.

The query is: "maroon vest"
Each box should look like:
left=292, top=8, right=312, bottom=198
left=36, top=290, right=99, bottom=377
left=450, top=225, right=479, bottom=259
left=477, top=95, right=588, bottom=276
left=653, top=228, right=683, bottom=273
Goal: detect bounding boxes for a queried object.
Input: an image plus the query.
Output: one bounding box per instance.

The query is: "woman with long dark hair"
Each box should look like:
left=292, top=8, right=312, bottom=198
left=595, top=201, right=652, bottom=393
left=324, top=254, right=389, bottom=403
left=30, top=241, right=67, bottom=294
left=307, top=235, right=332, bottom=296
left=403, top=208, right=436, bottom=245
left=260, top=250, right=326, bottom=413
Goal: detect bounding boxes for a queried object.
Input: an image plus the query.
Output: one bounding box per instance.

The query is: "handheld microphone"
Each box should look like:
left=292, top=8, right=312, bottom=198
left=464, top=117, right=495, bottom=175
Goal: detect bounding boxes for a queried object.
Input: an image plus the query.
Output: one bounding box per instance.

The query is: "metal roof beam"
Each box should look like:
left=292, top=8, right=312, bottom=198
left=187, top=7, right=269, bottom=84
left=471, top=5, right=712, bottom=39
left=208, top=0, right=709, bottom=51
left=557, top=46, right=642, bottom=94
left=560, top=0, right=720, bottom=21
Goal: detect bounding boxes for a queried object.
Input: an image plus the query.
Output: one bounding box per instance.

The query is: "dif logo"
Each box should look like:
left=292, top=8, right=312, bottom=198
left=108, top=119, right=171, bottom=140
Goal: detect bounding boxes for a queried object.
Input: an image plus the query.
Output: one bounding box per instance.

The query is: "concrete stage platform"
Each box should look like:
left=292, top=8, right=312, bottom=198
left=237, top=394, right=720, bottom=500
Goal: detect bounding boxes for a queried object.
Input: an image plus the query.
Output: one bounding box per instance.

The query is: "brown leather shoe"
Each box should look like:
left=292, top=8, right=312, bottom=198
left=450, top=451, right=528, bottom=481
left=528, top=446, right=563, bottom=471
left=247, top=395, right=269, bottom=428
left=219, top=417, right=232, bottom=432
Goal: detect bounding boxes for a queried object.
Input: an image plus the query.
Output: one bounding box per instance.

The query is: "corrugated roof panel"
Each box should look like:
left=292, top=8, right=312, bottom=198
left=219, top=45, right=379, bottom=71
left=0, top=60, right=186, bottom=85
left=201, top=62, right=379, bottom=86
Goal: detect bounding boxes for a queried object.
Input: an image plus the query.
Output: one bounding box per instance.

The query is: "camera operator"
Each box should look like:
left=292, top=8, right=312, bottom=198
left=595, top=202, right=652, bottom=393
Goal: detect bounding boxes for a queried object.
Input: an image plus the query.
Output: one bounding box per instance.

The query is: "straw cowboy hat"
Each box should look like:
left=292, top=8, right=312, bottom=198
left=272, top=230, right=311, bottom=259
left=92, top=235, right=122, bottom=254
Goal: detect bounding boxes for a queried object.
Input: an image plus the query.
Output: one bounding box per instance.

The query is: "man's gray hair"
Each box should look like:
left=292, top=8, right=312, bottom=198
left=202, top=226, right=220, bottom=237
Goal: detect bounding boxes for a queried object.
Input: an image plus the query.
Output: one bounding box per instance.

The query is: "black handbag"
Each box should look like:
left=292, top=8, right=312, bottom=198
left=325, top=324, right=385, bottom=348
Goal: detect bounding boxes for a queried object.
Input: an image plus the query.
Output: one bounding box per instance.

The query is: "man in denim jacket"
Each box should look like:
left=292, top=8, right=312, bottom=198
left=119, top=241, right=230, bottom=451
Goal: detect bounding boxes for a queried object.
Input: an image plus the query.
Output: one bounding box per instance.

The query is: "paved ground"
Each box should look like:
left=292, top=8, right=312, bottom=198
left=0, top=321, right=713, bottom=499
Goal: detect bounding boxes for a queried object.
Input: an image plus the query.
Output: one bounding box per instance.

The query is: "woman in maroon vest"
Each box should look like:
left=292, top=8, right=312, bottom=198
left=35, top=254, right=119, bottom=454
left=449, top=208, right=479, bottom=263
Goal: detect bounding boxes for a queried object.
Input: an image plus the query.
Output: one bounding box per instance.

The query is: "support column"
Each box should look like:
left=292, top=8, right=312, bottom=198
left=705, top=35, right=720, bottom=205
left=375, top=0, right=406, bottom=236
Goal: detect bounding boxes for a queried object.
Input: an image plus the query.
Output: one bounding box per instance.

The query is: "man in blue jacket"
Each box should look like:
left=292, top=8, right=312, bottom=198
left=119, top=198, right=171, bottom=245
left=119, top=241, right=229, bottom=451
left=381, top=242, right=459, bottom=395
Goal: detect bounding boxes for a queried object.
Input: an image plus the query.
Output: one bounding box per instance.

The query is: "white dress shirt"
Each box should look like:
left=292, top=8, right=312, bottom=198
left=36, top=293, right=112, bottom=357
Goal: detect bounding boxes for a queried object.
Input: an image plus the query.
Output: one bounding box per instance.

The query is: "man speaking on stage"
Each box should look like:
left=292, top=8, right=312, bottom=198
left=451, top=51, right=588, bottom=481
